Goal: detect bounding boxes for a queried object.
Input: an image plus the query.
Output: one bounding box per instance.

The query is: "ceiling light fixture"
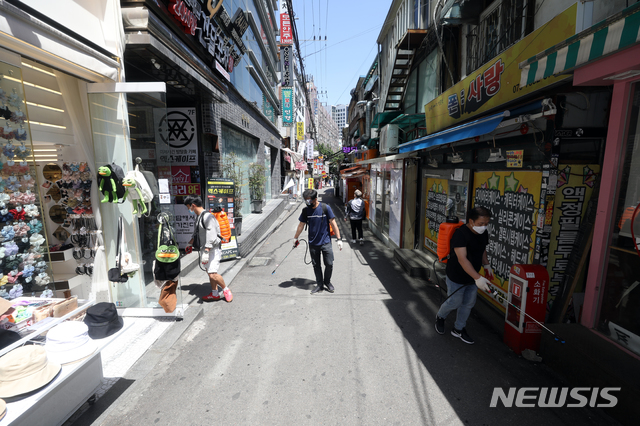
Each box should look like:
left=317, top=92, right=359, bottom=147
left=427, top=153, right=438, bottom=168
left=167, top=80, right=179, bottom=85
left=450, top=146, right=463, bottom=163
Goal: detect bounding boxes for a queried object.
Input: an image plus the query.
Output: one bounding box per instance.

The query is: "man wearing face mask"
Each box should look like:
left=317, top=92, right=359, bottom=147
left=184, top=195, right=233, bottom=303
left=434, top=206, right=494, bottom=344
left=293, top=189, right=343, bottom=294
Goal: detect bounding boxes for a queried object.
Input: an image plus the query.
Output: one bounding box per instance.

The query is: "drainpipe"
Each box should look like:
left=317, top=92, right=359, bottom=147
left=360, top=98, right=379, bottom=143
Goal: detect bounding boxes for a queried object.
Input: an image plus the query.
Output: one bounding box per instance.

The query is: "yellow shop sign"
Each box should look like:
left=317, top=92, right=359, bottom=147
left=425, top=3, right=577, bottom=135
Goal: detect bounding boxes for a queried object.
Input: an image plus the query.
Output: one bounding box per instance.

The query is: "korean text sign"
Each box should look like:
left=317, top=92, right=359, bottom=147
left=424, top=4, right=577, bottom=135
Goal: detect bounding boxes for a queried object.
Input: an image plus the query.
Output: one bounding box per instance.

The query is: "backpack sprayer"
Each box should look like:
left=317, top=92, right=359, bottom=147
left=432, top=217, right=565, bottom=343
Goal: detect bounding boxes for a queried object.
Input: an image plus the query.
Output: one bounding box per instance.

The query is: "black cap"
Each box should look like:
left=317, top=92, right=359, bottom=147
left=84, top=302, right=124, bottom=339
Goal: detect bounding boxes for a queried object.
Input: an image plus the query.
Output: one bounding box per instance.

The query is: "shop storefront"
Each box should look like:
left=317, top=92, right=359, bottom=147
left=0, top=0, right=124, bottom=307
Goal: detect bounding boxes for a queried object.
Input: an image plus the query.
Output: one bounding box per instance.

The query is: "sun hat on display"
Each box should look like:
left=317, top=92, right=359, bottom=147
left=83, top=302, right=124, bottom=339
left=0, top=398, right=6, bottom=420
left=0, top=345, right=61, bottom=398
left=45, top=321, right=97, bottom=365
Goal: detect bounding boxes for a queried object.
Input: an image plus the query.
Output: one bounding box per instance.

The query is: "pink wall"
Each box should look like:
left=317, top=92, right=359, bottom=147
left=573, top=48, right=640, bottom=326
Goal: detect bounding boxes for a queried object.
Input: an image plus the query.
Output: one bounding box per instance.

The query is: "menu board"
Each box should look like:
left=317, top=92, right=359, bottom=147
left=423, top=178, right=449, bottom=254
left=206, top=178, right=238, bottom=261
left=473, top=171, right=542, bottom=310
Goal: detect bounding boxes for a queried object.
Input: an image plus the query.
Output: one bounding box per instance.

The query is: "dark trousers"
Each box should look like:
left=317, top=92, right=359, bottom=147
left=350, top=219, right=363, bottom=240
left=308, top=242, right=334, bottom=287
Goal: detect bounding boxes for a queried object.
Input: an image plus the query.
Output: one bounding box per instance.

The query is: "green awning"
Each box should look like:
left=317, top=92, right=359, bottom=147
left=519, top=2, right=640, bottom=86
left=388, top=113, right=426, bottom=129
left=367, top=137, right=379, bottom=148
left=371, top=111, right=403, bottom=128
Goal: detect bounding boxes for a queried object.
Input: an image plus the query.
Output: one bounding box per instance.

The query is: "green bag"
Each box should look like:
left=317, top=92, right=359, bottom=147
left=155, top=220, right=180, bottom=264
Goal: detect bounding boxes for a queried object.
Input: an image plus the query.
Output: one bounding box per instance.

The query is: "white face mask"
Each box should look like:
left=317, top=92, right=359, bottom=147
left=473, top=225, right=487, bottom=234
left=305, top=199, right=313, bottom=206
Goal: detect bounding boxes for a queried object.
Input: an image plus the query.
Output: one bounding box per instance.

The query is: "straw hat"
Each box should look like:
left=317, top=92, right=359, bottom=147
left=0, top=398, right=6, bottom=421
left=45, top=321, right=97, bottom=365
left=0, top=346, right=61, bottom=398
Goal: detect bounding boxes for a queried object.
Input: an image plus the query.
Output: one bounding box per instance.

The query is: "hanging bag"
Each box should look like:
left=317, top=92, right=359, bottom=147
left=154, top=216, right=181, bottom=281
left=107, top=217, right=129, bottom=283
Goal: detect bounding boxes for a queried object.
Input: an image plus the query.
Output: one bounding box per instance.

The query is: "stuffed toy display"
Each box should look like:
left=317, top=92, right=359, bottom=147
left=97, top=164, right=125, bottom=203
left=122, top=177, right=148, bottom=215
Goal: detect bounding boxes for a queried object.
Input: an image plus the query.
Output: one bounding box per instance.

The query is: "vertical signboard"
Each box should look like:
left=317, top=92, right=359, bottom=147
left=281, top=45, right=292, bottom=86
left=389, top=169, right=403, bottom=247
left=473, top=171, right=542, bottom=312
left=262, top=94, right=275, bottom=124
left=206, top=178, right=239, bottom=260
left=423, top=178, right=449, bottom=254
left=281, top=87, right=294, bottom=127
left=279, top=0, right=293, bottom=45
left=296, top=122, right=304, bottom=140
left=305, top=138, right=314, bottom=160
left=546, top=164, right=599, bottom=310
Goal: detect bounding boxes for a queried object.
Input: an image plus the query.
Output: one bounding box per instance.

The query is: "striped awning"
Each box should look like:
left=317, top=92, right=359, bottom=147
left=520, top=2, right=640, bottom=87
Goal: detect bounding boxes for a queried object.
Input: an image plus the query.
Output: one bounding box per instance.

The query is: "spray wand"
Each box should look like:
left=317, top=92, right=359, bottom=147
left=487, top=287, right=565, bottom=343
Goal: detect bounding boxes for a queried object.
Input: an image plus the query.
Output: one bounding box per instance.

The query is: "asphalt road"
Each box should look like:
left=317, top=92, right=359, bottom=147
left=92, top=188, right=620, bottom=426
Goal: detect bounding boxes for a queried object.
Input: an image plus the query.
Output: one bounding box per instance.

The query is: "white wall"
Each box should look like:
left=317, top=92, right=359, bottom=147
left=21, top=0, right=125, bottom=58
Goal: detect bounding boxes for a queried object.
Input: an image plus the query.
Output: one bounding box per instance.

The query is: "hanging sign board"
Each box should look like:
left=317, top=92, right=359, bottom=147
left=206, top=178, right=238, bottom=260
left=154, top=107, right=198, bottom=166
left=296, top=122, right=304, bottom=140
left=281, top=87, right=294, bottom=127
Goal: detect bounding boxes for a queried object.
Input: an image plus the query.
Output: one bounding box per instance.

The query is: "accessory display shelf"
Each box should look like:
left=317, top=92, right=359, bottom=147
left=0, top=298, right=130, bottom=426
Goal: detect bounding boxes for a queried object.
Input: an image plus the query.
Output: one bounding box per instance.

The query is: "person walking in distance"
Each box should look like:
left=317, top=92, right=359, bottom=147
left=184, top=195, right=233, bottom=302
left=293, top=189, right=343, bottom=294
left=344, top=189, right=366, bottom=245
left=434, top=207, right=494, bottom=344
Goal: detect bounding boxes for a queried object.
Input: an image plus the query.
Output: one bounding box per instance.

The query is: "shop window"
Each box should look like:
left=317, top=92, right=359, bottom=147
left=597, top=83, right=640, bottom=356
left=466, top=0, right=526, bottom=75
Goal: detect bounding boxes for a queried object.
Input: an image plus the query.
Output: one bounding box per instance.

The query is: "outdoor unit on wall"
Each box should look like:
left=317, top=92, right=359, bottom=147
left=380, top=124, right=399, bottom=154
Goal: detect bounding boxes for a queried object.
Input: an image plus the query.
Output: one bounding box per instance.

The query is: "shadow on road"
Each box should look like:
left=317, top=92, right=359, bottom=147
left=314, top=188, right=618, bottom=426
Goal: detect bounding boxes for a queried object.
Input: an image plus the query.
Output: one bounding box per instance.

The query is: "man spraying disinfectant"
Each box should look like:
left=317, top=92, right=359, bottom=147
left=434, top=206, right=494, bottom=344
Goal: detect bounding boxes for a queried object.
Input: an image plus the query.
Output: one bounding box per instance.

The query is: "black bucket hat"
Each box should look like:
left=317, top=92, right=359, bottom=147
left=83, top=302, right=124, bottom=339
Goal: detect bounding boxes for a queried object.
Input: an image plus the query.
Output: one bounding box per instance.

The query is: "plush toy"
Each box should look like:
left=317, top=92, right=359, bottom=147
left=122, top=177, right=148, bottom=215
left=97, top=165, right=125, bottom=203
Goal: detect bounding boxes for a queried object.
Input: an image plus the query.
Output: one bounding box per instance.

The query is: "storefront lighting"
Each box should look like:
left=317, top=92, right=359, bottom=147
left=174, top=84, right=185, bottom=88
left=21, top=81, right=62, bottom=95
left=91, top=102, right=117, bottom=112
left=26, top=101, right=64, bottom=113
left=167, top=80, right=179, bottom=85
left=427, top=154, right=438, bottom=168
left=27, top=121, right=66, bottom=129
left=33, top=149, right=59, bottom=152
left=21, top=62, right=56, bottom=77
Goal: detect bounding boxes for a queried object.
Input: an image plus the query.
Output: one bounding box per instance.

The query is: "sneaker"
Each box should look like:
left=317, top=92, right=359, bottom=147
left=350, top=239, right=356, bottom=244
left=223, top=287, right=233, bottom=302
left=325, top=283, right=335, bottom=293
left=202, top=292, right=220, bottom=302
left=359, top=239, right=364, bottom=246
left=451, top=328, right=474, bottom=344
left=435, top=316, right=445, bottom=335
left=310, top=285, right=324, bottom=294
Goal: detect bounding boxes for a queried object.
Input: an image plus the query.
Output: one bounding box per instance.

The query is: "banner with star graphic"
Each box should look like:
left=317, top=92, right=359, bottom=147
left=545, top=164, right=599, bottom=311
left=424, top=178, right=449, bottom=253
left=154, top=107, right=199, bottom=166
left=474, top=171, right=542, bottom=310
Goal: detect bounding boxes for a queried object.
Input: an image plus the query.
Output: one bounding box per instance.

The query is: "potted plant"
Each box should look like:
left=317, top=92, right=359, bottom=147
left=222, top=152, right=246, bottom=235
left=248, top=162, right=268, bottom=213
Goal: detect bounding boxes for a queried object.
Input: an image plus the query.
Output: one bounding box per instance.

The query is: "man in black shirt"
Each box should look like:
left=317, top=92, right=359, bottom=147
left=435, top=207, right=494, bottom=344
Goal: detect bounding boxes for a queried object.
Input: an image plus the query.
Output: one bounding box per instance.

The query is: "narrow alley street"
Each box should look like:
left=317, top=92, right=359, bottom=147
left=74, top=189, right=618, bottom=426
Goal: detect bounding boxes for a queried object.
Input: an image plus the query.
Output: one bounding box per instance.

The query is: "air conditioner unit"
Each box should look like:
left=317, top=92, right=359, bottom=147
left=380, top=124, right=399, bottom=154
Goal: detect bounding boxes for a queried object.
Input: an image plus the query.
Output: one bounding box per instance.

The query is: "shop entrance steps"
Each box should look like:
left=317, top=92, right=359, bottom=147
left=394, top=249, right=431, bottom=280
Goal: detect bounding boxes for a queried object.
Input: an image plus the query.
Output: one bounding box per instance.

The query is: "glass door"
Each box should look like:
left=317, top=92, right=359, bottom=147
left=87, top=83, right=180, bottom=312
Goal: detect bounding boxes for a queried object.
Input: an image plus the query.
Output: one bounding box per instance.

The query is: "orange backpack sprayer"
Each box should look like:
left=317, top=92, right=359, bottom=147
left=213, top=209, right=231, bottom=243
left=437, top=217, right=464, bottom=262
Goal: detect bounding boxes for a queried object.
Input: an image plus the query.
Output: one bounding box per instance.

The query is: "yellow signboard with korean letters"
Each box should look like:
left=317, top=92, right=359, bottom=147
left=296, top=122, right=304, bottom=140
left=425, top=4, right=577, bottom=135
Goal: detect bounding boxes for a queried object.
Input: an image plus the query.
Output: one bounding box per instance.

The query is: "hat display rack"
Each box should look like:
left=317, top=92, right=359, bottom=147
left=0, top=70, right=54, bottom=300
